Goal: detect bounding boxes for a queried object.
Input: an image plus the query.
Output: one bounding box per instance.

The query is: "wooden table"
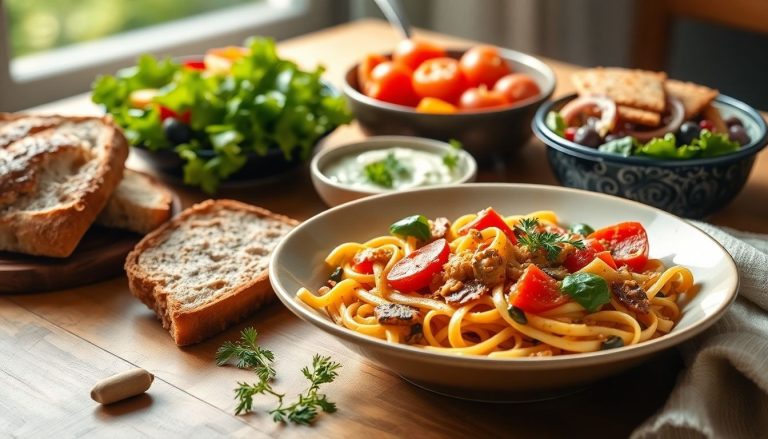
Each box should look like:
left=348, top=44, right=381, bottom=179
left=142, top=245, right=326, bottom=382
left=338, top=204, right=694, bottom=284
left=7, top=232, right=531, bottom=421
left=3, top=19, right=766, bottom=438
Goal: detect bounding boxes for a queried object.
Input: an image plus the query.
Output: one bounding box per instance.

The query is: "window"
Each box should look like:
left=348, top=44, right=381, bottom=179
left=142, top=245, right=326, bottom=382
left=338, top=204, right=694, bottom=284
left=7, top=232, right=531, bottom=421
left=0, top=0, right=341, bottom=110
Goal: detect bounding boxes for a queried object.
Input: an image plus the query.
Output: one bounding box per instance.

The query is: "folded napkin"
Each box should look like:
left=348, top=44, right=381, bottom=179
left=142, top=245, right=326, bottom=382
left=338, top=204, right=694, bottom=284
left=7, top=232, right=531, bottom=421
left=632, top=222, right=768, bottom=439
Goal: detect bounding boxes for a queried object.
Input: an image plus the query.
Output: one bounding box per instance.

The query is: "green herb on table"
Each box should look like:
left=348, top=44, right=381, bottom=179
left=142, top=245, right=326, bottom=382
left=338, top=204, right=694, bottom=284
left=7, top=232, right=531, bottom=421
left=514, top=217, right=585, bottom=261
left=442, top=139, right=463, bottom=171
left=364, top=152, right=410, bottom=188
left=216, top=327, right=342, bottom=424
left=389, top=214, right=431, bottom=241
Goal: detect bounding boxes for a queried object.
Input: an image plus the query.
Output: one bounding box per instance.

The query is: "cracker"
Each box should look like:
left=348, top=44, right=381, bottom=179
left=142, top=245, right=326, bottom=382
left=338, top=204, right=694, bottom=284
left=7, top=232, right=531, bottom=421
left=572, top=68, right=667, bottom=112
left=665, top=79, right=718, bottom=119
left=617, top=105, right=661, bottom=127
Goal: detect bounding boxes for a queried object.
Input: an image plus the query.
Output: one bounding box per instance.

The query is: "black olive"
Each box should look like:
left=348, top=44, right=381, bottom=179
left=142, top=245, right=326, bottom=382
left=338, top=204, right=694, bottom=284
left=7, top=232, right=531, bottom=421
left=725, top=116, right=744, bottom=128
left=574, top=125, right=602, bottom=148
left=601, top=335, right=624, bottom=350
left=728, top=125, right=751, bottom=146
left=507, top=305, right=527, bottom=324
left=329, top=266, right=343, bottom=283
left=677, top=121, right=701, bottom=145
left=162, top=117, right=193, bottom=145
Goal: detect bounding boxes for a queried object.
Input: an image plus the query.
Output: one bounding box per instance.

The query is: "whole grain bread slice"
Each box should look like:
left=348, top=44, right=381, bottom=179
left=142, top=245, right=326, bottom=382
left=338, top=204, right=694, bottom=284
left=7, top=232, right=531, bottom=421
left=125, top=199, right=297, bottom=346
left=96, top=169, right=173, bottom=234
left=572, top=67, right=667, bottom=112
left=0, top=114, right=128, bottom=257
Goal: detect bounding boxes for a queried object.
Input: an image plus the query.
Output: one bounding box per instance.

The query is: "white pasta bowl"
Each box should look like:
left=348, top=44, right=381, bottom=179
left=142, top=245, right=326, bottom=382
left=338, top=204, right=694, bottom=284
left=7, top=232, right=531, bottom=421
left=269, top=183, right=738, bottom=400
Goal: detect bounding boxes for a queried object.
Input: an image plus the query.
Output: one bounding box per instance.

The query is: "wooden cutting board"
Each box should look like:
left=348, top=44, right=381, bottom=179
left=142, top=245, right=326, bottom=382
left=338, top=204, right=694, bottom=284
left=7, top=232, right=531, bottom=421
left=0, top=188, right=181, bottom=294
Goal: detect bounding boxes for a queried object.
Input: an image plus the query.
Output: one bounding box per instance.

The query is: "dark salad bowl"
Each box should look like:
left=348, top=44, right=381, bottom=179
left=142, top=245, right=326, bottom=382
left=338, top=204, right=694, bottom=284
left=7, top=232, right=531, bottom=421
left=533, top=93, right=768, bottom=218
left=343, top=49, right=556, bottom=163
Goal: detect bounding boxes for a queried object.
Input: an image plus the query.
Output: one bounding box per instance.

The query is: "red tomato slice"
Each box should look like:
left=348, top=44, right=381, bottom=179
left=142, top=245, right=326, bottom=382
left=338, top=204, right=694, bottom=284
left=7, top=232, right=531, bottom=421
left=588, top=222, right=649, bottom=271
left=158, top=106, right=191, bottom=124
left=511, top=264, right=569, bottom=313
left=351, top=259, right=374, bottom=275
left=563, top=239, right=605, bottom=272
left=386, top=239, right=450, bottom=292
left=458, top=207, right=517, bottom=244
left=183, top=60, right=206, bottom=70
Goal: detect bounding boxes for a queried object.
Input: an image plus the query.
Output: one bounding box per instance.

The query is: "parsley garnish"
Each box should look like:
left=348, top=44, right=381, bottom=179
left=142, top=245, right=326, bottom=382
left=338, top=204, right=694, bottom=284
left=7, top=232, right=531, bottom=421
left=442, top=139, right=463, bottom=171
left=216, top=327, right=342, bottom=424
left=514, top=217, right=585, bottom=261
left=364, top=152, right=409, bottom=188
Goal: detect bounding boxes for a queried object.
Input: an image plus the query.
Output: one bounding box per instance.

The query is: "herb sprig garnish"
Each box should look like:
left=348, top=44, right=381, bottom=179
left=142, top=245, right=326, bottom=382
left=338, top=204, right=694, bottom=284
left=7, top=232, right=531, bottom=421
left=514, top=217, right=585, bottom=261
left=364, top=152, right=410, bottom=188
left=216, top=327, right=342, bottom=424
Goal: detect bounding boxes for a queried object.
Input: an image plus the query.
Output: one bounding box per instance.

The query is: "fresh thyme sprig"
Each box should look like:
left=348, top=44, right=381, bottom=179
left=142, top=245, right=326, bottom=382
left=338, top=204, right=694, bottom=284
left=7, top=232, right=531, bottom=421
left=217, top=327, right=342, bottom=424
left=514, top=217, right=585, bottom=261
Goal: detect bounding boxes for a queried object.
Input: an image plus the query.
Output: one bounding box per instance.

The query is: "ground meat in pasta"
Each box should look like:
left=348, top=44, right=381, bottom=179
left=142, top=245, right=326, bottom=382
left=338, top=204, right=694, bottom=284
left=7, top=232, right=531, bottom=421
left=429, top=217, right=451, bottom=240
left=611, top=280, right=650, bottom=314
left=442, top=250, right=474, bottom=282
left=472, top=248, right=506, bottom=286
left=354, top=247, right=393, bottom=266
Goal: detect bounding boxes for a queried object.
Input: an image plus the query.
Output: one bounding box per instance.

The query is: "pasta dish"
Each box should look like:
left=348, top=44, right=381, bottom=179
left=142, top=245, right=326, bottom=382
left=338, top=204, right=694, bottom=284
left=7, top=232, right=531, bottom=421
left=296, top=208, right=694, bottom=357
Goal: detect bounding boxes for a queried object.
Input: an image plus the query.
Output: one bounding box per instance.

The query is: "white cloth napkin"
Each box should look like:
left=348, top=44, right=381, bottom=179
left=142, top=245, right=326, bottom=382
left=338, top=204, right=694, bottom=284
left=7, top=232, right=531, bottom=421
left=632, top=222, right=768, bottom=439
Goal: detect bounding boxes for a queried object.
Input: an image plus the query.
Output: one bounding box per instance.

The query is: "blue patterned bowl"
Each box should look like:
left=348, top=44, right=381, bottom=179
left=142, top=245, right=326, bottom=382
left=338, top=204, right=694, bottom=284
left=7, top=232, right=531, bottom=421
left=533, top=94, right=768, bottom=218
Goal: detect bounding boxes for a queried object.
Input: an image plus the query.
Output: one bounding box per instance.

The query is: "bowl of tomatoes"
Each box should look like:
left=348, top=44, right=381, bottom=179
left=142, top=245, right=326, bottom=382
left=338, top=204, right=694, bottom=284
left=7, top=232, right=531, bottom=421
left=343, top=40, right=556, bottom=162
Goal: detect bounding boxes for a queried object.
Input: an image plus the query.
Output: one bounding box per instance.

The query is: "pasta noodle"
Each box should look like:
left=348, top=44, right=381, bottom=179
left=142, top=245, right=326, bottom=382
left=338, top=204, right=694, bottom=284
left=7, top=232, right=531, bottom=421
left=296, top=209, right=694, bottom=357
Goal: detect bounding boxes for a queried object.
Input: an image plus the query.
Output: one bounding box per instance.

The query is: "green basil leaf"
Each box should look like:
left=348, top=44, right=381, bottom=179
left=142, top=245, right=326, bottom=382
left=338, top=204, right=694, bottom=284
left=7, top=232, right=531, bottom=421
left=569, top=223, right=595, bottom=236
left=561, top=273, right=610, bottom=312
left=389, top=215, right=431, bottom=241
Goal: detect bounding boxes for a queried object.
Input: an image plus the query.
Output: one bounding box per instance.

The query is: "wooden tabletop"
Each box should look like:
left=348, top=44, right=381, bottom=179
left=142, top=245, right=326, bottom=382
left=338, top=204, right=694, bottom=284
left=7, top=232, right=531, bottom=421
left=4, top=19, right=766, bottom=438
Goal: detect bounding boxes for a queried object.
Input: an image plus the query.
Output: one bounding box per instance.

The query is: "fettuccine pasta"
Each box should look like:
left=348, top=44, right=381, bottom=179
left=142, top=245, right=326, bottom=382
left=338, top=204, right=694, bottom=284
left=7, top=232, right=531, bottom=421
left=297, top=208, right=694, bottom=357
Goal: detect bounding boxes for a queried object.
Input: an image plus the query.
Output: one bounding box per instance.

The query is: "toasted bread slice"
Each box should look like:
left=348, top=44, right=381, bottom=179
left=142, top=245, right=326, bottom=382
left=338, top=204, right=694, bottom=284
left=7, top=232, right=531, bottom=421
left=665, top=79, right=719, bottom=119
left=125, top=199, right=297, bottom=346
left=97, top=170, right=173, bottom=234
left=573, top=68, right=667, bottom=113
left=0, top=114, right=128, bottom=257
left=617, top=105, right=662, bottom=127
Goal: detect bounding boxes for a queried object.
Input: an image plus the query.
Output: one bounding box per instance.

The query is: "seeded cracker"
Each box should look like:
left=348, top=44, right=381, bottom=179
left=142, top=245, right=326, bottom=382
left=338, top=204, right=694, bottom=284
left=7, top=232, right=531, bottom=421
left=572, top=68, right=667, bottom=113
left=665, top=79, right=719, bottom=119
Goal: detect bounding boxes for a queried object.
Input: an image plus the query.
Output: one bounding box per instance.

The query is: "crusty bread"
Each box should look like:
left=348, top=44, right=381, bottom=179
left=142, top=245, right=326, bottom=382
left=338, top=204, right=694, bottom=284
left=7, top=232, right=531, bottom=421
left=97, top=169, right=173, bottom=234
left=0, top=114, right=128, bottom=257
left=125, top=199, right=297, bottom=346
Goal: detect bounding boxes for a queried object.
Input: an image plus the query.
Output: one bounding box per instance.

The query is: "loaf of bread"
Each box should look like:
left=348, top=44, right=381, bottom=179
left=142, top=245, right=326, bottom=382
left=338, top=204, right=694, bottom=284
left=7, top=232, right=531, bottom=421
left=125, top=199, right=297, bottom=345
left=97, top=169, right=173, bottom=234
left=0, top=113, right=128, bottom=257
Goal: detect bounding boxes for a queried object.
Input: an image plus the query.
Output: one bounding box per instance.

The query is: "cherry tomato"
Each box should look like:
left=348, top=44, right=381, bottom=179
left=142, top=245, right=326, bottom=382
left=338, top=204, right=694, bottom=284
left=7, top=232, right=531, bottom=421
left=458, top=207, right=517, bottom=244
left=699, top=119, right=715, bottom=131
left=458, top=87, right=507, bottom=110
left=387, top=239, right=450, bottom=292
left=357, top=53, right=387, bottom=91
left=158, top=106, right=191, bottom=124
left=563, top=239, right=605, bottom=273
left=351, top=256, right=374, bottom=275
left=365, top=62, right=419, bottom=106
left=412, top=57, right=466, bottom=103
left=589, top=222, right=649, bottom=271
left=511, top=264, right=569, bottom=313
left=393, top=39, right=446, bottom=72
left=459, top=45, right=511, bottom=88
left=182, top=60, right=206, bottom=70
left=493, top=73, right=540, bottom=103
left=416, top=97, right=457, bottom=114
left=564, top=127, right=578, bottom=142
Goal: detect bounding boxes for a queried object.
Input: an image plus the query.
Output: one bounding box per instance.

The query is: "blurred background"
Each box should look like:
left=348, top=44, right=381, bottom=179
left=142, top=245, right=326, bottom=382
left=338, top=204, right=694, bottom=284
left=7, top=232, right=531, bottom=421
left=2, top=0, right=767, bottom=110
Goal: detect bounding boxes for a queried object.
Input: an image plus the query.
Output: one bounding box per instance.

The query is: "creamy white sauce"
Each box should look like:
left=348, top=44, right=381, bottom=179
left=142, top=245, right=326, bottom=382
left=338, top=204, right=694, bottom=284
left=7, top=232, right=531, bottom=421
left=323, top=147, right=461, bottom=191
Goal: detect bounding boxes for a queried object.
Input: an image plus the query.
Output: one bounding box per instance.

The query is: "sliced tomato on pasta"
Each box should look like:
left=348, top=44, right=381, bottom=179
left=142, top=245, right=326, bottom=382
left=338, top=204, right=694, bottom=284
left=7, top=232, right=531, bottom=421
left=589, top=222, right=649, bottom=271
left=458, top=207, right=517, bottom=243
left=563, top=239, right=608, bottom=272
left=510, top=264, right=569, bottom=313
left=386, top=238, right=449, bottom=291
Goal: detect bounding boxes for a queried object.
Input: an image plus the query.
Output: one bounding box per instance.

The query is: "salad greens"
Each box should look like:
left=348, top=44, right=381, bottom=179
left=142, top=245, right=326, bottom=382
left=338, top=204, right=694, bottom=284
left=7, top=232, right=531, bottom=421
left=598, top=130, right=740, bottom=159
left=546, top=111, right=566, bottom=137
left=389, top=215, right=431, bottom=241
left=92, top=37, right=352, bottom=193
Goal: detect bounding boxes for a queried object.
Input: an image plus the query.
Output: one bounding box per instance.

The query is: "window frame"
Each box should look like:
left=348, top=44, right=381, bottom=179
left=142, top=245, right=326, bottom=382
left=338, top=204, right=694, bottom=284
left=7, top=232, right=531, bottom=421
left=0, top=0, right=341, bottom=110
